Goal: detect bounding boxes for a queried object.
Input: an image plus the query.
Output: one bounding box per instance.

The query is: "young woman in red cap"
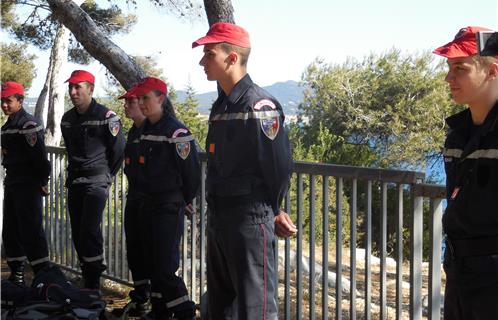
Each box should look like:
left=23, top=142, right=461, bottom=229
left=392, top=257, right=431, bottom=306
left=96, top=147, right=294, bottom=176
left=193, top=22, right=296, bottom=320
left=132, top=76, right=200, bottom=320
left=1, top=81, right=51, bottom=284
left=112, top=86, right=151, bottom=317
left=434, top=26, right=498, bottom=319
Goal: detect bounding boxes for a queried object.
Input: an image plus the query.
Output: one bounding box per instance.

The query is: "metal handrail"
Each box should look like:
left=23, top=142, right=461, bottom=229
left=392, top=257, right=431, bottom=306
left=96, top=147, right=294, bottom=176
left=43, top=146, right=446, bottom=320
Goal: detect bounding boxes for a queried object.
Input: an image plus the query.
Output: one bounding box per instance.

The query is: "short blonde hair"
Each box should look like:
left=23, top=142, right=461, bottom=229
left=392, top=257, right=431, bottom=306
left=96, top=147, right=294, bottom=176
left=474, top=55, right=498, bottom=68
left=219, top=43, right=251, bottom=67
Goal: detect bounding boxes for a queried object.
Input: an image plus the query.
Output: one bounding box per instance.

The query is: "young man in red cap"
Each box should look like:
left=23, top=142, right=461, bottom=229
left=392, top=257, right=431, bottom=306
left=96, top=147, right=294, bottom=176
left=131, top=77, right=200, bottom=320
left=60, top=70, right=126, bottom=290
left=434, top=26, right=498, bottom=319
left=1, top=81, right=51, bottom=284
left=193, top=22, right=297, bottom=319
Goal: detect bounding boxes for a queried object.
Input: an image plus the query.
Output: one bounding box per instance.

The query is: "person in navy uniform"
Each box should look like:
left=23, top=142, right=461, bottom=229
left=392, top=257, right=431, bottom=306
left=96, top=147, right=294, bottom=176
left=115, top=85, right=150, bottom=317
left=60, top=70, right=125, bottom=290
left=132, top=77, right=200, bottom=320
left=1, top=81, right=51, bottom=284
left=192, top=23, right=297, bottom=320
left=434, top=26, right=498, bottom=319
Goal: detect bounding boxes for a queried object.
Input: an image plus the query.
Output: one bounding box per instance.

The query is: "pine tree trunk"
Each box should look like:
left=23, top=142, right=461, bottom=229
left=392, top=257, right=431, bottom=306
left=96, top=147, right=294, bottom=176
left=203, top=0, right=235, bottom=25
left=46, top=0, right=145, bottom=89
left=44, top=23, right=69, bottom=147
left=33, top=61, right=52, bottom=126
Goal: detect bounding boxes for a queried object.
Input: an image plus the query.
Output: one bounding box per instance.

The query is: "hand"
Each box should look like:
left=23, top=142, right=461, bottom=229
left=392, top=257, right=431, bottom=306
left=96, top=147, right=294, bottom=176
left=274, top=210, right=298, bottom=238
left=40, top=185, right=50, bottom=196
left=184, top=203, right=195, bottom=219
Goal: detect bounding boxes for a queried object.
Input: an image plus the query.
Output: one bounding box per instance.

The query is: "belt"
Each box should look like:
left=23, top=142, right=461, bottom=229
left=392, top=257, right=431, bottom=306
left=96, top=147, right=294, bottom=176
left=136, top=191, right=184, bottom=204
left=446, top=235, right=498, bottom=258
left=207, top=192, right=269, bottom=211
left=69, top=167, right=109, bottom=179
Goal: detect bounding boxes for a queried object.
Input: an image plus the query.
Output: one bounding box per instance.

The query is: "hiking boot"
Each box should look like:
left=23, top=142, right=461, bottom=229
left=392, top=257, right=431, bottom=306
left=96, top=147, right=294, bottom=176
left=7, top=261, right=25, bottom=286
left=128, top=300, right=151, bottom=317
left=171, top=303, right=196, bottom=320
left=139, top=310, right=171, bottom=320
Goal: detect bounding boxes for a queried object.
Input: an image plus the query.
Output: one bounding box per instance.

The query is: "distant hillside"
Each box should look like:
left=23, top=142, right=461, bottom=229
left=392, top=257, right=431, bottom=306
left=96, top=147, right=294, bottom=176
left=176, top=80, right=304, bottom=115
left=24, top=80, right=304, bottom=116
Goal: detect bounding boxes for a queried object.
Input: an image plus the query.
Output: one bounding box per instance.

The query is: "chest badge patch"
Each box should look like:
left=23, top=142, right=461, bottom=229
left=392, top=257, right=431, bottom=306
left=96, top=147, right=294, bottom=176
left=176, top=142, right=191, bottom=160
left=109, top=118, right=120, bottom=137
left=261, top=117, right=280, bottom=140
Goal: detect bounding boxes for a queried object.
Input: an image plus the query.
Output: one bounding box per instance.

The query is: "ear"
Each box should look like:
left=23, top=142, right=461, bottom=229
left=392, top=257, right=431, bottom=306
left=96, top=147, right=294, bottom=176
left=488, top=62, right=498, bottom=80
left=227, top=52, right=238, bottom=65
left=157, top=93, right=166, bottom=105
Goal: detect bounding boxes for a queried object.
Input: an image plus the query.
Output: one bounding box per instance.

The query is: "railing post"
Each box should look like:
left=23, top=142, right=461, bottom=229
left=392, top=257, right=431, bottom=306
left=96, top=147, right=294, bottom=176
left=410, top=187, right=423, bottom=320
left=429, top=198, right=443, bottom=320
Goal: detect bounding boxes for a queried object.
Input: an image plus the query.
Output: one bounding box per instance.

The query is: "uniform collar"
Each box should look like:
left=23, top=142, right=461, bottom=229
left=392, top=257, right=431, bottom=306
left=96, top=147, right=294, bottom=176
left=8, top=107, right=27, bottom=125
left=446, top=101, right=498, bottom=132
left=73, top=98, right=97, bottom=117
left=226, top=73, right=253, bottom=105
left=86, top=98, right=98, bottom=116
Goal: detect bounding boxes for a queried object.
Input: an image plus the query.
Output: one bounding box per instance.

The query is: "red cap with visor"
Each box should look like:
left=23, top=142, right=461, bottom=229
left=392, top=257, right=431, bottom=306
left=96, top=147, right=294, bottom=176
left=192, top=22, right=251, bottom=48
left=132, top=77, right=167, bottom=97
left=1, top=81, right=25, bottom=98
left=118, top=83, right=139, bottom=99
left=433, top=26, right=498, bottom=58
left=65, top=70, right=95, bottom=85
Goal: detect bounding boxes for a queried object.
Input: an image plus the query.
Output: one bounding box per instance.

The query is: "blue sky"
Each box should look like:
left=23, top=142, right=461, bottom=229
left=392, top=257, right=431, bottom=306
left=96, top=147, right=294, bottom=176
left=2, top=0, right=497, bottom=96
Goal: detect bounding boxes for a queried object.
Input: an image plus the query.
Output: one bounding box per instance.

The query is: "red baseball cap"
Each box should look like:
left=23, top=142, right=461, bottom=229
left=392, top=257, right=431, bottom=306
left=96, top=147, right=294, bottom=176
left=433, top=26, right=497, bottom=58
left=1, top=81, right=25, bottom=98
left=132, top=77, right=167, bottom=97
left=65, top=70, right=95, bottom=85
left=192, top=22, right=251, bottom=48
left=118, top=83, right=139, bottom=100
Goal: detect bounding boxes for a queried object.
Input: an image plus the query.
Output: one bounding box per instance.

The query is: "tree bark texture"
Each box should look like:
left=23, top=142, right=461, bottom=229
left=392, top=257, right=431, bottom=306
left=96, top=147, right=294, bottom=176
left=46, top=0, right=145, bottom=89
left=44, top=24, right=68, bottom=146
left=203, top=0, right=234, bottom=25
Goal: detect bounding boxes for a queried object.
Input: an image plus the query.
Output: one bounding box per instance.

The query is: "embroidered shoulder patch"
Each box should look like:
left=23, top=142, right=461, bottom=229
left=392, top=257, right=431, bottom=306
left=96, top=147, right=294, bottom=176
left=105, top=110, right=117, bottom=118
left=176, top=142, right=191, bottom=160
left=25, top=133, right=37, bottom=146
left=260, top=117, right=280, bottom=140
left=253, top=99, right=276, bottom=110
left=23, top=121, right=38, bottom=147
left=172, top=128, right=188, bottom=138
left=23, top=121, right=38, bottom=128
left=109, top=117, right=120, bottom=136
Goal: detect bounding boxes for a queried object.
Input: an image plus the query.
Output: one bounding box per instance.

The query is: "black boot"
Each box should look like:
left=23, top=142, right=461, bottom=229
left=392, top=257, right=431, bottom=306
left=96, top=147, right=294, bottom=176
left=170, top=300, right=196, bottom=320
left=7, top=260, right=26, bottom=286
left=81, top=263, right=105, bottom=290
left=140, top=298, right=171, bottom=320
left=127, top=284, right=151, bottom=317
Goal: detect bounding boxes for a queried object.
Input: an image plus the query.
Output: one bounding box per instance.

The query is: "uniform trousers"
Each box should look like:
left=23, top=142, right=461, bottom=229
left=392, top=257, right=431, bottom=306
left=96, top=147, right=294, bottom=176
left=443, top=251, right=498, bottom=319
left=67, top=182, right=108, bottom=282
left=124, top=194, right=151, bottom=300
left=141, top=198, right=193, bottom=315
left=206, top=200, right=278, bottom=320
left=2, top=183, right=49, bottom=269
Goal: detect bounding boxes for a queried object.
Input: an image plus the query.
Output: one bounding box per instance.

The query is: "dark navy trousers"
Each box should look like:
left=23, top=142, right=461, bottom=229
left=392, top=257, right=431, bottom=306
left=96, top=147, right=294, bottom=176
left=2, top=183, right=49, bottom=268
left=206, top=200, right=278, bottom=320
left=443, top=252, right=498, bottom=319
left=124, top=194, right=151, bottom=292
left=67, top=182, right=108, bottom=278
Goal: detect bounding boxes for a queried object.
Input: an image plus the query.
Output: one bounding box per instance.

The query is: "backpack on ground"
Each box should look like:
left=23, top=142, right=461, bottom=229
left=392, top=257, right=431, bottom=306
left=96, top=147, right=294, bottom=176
left=1, top=265, right=107, bottom=320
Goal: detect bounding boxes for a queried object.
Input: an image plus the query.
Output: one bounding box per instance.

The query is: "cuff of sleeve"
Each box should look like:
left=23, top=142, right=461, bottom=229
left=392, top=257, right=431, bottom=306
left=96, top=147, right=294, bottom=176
left=272, top=203, right=280, bottom=216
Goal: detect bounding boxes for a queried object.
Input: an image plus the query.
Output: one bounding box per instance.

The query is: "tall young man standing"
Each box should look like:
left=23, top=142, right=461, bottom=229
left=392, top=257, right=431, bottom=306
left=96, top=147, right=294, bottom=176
left=434, top=26, right=498, bottom=319
left=193, top=23, right=297, bottom=319
left=61, top=70, right=125, bottom=290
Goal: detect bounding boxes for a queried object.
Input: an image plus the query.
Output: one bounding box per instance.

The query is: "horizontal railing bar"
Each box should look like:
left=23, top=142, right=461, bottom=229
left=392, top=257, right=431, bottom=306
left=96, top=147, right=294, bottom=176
left=412, top=183, right=446, bottom=198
